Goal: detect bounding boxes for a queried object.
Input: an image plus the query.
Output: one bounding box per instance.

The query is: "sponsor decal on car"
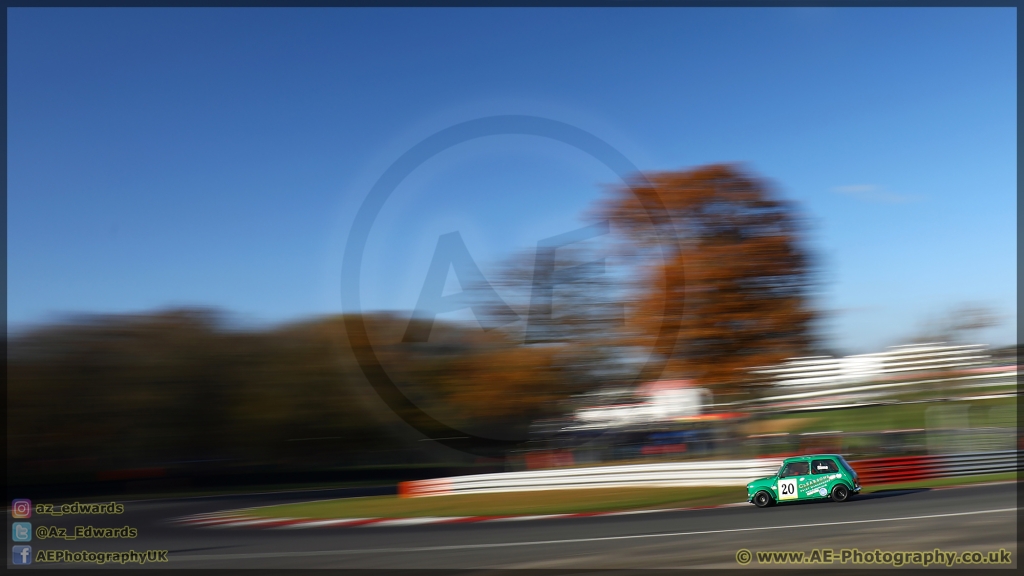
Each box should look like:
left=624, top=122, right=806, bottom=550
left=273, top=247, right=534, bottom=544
left=799, top=475, right=832, bottom=496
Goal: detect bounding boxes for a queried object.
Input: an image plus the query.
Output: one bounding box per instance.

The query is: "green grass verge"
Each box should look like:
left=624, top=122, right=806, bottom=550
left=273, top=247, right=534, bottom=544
left=246, top=486, right=745, bottom=519
left=760, top=396, right=1015, bottom=434
left=243, top=472, right=1017, bottom=519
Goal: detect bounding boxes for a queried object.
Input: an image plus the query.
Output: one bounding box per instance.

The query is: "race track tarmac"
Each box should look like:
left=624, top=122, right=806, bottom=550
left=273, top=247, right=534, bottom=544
left=8, top=482, right=1017, bottom=569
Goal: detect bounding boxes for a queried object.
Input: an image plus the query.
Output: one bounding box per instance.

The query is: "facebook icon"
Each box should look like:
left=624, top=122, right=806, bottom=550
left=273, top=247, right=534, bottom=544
left=12, top=545, right=32, bottom=565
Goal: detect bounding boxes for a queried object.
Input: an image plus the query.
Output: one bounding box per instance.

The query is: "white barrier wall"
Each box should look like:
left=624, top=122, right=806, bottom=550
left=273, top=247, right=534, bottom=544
left=400, top=458, right=784, bottom=497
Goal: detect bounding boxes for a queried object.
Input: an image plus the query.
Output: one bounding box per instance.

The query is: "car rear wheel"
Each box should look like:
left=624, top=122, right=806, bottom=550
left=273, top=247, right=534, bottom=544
left=831, top=484, right=849, bottom=502
left=753, top=491, right=774, bottom=508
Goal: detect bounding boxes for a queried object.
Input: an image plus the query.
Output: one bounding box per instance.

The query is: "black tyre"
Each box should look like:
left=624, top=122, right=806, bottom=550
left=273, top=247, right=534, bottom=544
left=831, top=484, right=849, bottom=502
left=753, top=491, right=774, bottom=508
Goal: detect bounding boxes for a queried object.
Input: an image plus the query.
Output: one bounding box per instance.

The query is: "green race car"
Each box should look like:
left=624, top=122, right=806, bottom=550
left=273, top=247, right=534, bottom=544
left=747, top=454, right=861, bottom=508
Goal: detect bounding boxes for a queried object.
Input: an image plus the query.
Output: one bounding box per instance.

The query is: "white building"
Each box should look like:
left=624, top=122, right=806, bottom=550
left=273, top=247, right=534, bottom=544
left=753, top=343, right=990, bottom=390
left=571, top=380, right=712, bottom=430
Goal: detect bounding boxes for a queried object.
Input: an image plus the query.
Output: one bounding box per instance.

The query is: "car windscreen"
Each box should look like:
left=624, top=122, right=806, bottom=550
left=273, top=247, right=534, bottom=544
left=780, top=461, right=809, bottom=477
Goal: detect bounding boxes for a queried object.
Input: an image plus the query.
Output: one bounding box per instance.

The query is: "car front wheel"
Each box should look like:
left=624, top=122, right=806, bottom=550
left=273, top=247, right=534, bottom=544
left=831, top=484, right=849, bottom=502
left=753, top=491, right=774, bottom=508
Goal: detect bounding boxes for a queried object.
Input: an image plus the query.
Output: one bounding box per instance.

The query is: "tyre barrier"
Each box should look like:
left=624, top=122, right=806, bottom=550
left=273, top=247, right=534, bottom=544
left=848, top=455, right=946, bottom=485
left=851, top=450, right=1020, bottom=485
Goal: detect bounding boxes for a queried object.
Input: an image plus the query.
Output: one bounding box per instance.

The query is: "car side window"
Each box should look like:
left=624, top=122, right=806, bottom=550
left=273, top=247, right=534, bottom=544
left=811, top=459, right=839, bottom=474
left=780, top=461, right=809, bottom=478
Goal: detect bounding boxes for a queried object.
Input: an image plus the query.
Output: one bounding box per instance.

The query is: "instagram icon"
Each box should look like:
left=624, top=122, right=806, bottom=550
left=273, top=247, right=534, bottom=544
left=12, top=499, right=32, bottom=518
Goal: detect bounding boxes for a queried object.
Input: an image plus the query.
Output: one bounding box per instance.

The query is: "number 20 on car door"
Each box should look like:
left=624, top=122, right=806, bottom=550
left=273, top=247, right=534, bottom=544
left=778, top=478, right=798, bottom=500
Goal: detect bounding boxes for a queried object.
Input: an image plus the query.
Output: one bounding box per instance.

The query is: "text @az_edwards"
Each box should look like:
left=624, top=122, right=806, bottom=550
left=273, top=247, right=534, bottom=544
left=33, top=502, right=124, bottom=516
left=34, top=525, right=137, bottom=540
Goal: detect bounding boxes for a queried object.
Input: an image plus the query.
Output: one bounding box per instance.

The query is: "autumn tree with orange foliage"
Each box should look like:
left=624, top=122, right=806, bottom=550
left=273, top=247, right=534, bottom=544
left=601, top=164, right=819, bottom=396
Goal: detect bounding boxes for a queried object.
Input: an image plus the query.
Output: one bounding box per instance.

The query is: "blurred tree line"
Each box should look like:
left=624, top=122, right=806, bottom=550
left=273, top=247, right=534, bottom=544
left=8, top=163, right=822, bottom=490
left=7, top=310, right=579, bottom=489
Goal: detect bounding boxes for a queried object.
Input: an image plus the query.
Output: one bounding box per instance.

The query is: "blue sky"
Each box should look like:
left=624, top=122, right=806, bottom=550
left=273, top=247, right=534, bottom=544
left=7, top=8, right=1017, bottom=353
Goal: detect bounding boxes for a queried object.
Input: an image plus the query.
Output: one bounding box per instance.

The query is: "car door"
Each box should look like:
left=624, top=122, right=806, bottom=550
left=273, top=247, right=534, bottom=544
left=776, top=461, right=809, bottom=502
left=808, top=458, right=840, bottom=499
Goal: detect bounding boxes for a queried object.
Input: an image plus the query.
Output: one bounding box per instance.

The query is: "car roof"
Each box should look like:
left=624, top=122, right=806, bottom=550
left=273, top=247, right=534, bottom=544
left=782, top=454, right=841, bottom=462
